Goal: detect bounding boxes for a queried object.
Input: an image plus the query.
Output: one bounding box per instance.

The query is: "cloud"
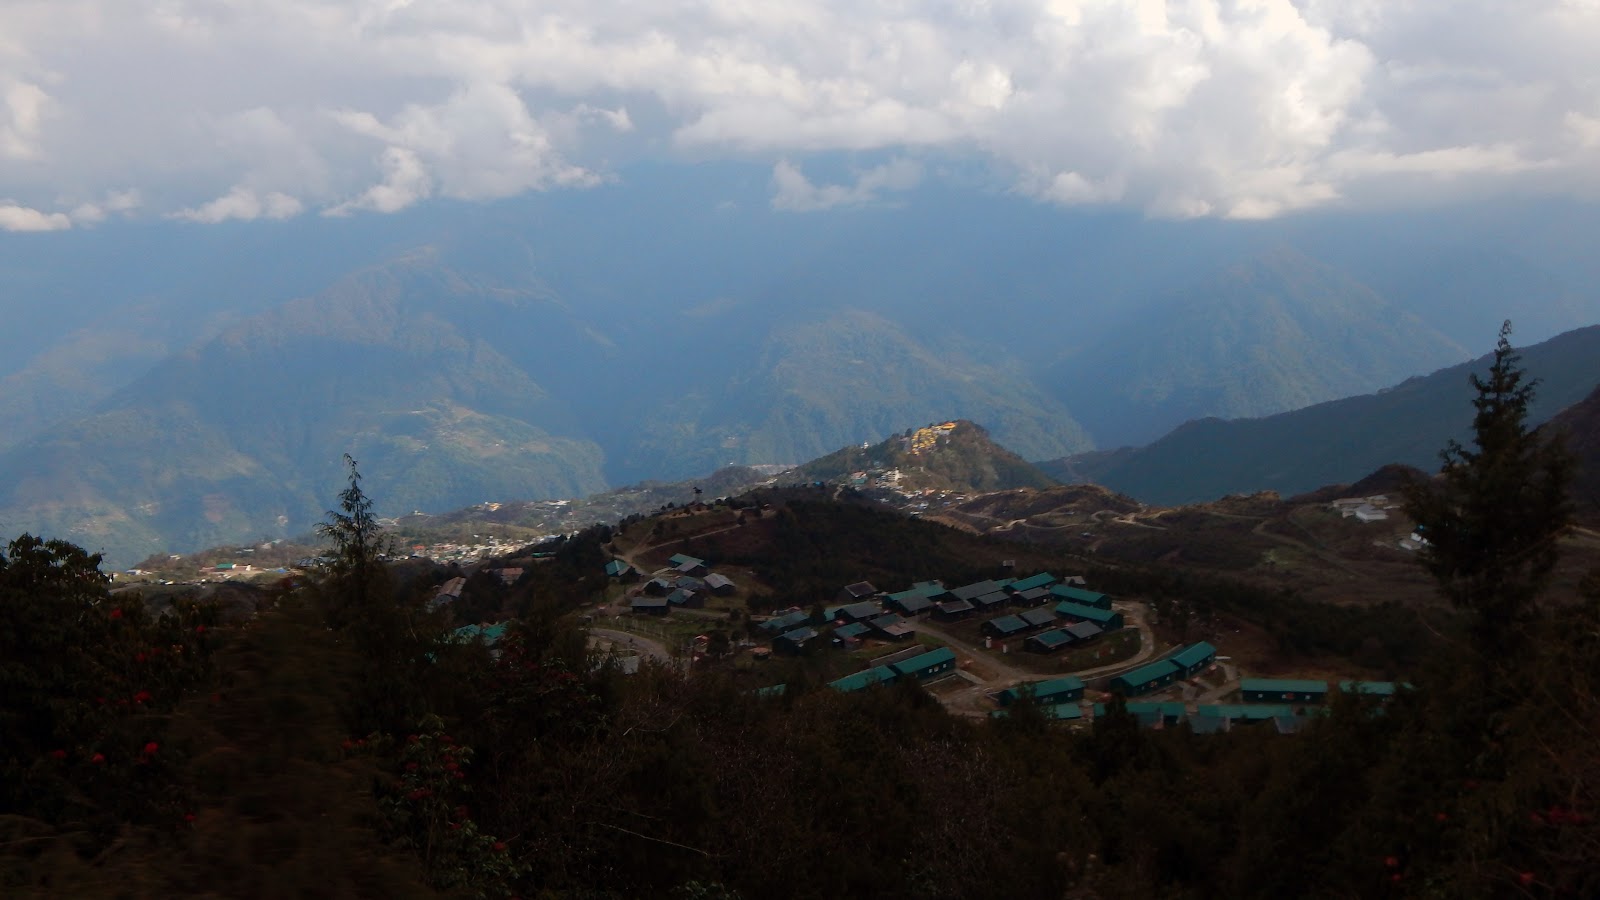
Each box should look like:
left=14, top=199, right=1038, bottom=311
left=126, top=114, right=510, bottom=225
left=0, top=203, right=71, bottom=232
left=771, top=158, right=922, bottom=211
left=1, top=1, right=1598, bottom=221
left=175, top=185, right=303, bottom=223
left=325, top=147, right=432, bottom=216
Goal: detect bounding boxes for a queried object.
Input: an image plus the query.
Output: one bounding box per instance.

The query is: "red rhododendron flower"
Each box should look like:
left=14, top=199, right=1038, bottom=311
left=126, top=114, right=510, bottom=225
left=109, top=608, right=123, bottom=619
left=92, top=753, right=105, bottom=765
left=1519, top=872, right=1535, bottom=886
left=142, top=741, right=159, bottom=755
left=493, top=842, right=507, bottom=851
left=341, top=739, right=354, bottom=751
left=195, top=624, right=205, bottom=633
left=135, top=652, right=146, bottom=663
left=184, top=813, right=196, bottom=823
left=133, top=690, right=152, bottom=704
left=49, top=749, right=67, bottom=760
left=1384, top=856, right=1398, bottom=868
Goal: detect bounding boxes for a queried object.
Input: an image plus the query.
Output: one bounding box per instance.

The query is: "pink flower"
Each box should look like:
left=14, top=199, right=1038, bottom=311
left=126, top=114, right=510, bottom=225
left=142, top=741, right=159, bottom=756
left=91, top=753, right=106, bottom=765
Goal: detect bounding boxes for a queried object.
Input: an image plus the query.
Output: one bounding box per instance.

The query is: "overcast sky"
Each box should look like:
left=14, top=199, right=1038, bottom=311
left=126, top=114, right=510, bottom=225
left=2, top=0, right=1598, bottom=231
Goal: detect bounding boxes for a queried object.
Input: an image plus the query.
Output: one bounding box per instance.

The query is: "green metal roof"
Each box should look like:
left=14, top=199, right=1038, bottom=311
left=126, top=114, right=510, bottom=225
left=1170, top=641, right=1217, bottom=669
left=1026, top=629, right=1072, bottom=649
left=1241, top=678, right=1328, bottom=694
left=452, top=622, right=508, bottom=645
left=1114, top=660, right=1180, bottom=686
left=834, top=622, right=871, bottom=640
left=668, top=553, right=703, bottom=567
left=1000, top=676, right=1085, bottom=705
left=829, top=665, right=900, bottom=692
left=1198, top=704, right=1298, bottom=721
left=1008, top=572, right=1058, bottom=592
left=891, top=647, right=957, bottom=677
left=753, top=683, right=787, bottom=697
left=1338, top=681, right=1399, bottom=696
left=1054, top=602, right=1116, bottom=623
left=985, top=614, right=1029, bottom=634
left=1051, top=585, right=1107, bottom=605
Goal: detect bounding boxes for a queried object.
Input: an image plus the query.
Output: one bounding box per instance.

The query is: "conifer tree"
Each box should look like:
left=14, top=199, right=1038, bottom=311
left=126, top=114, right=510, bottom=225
left=1403, top=321, right=1574, bottom=653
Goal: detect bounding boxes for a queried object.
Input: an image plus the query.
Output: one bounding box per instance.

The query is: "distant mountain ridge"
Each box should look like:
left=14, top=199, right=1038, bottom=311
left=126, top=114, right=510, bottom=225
left=1043, top=325, right=1600, bottom=505
left=1048, top=247, right=1469, bottom=447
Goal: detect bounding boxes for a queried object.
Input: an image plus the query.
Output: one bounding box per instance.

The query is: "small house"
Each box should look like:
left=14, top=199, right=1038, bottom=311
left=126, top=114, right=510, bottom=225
left=886, top=593, right=935, bottom=617
left=1240, top=678, right=1328, bottom=704
left=668, top=553, right=704, bottom=568
left=950, top=580, right=1005, bottom=602
left=644, top=577, right=676, bottom=596
left=838, top=600, right=884, bottom=623
left=675, top=559, right=710, bottom=577
left=999, top=676, right=1084, bottom=707
left=829, top=665, right=900, bottom=693
left=703, top=573, right=736, bottom=596
left=972, top=591, right=1010, bottom=612
left=832, top=621, right=871, bottom=649
left=1170, top=641, right=1217, bottom=677
left=604, top=560, right=641, bottom=582
left=631, top=596, right=670, bottom=616
left=1025, top=629, right=1073, bottom=653
left=1007, top=572, right=1059, bottom=594
left=1338, top=681, right=1400, bottom=698
left=666, top=588, right=703, bottom=609
left=869, top=613, right=915, bottom=641
left=760, top=610, right=812, bottom=634
left=1110, top=660, right=1181, bottom=696
left=675, top=575, right=706, bottom=592
left=1064, top=621, right=1103, bottom=643
left=982, top=615, right=1029, bottom=638
left=1054, top=602, right=1123, bottom=631
left=933, top=599, right=976, bottom=621
left=835, top=581, right=878, bottom=603
left=889, top=647, right=958, bottom=681
left=1012, top=587, right=1052, bottom=606
left=1050, top=585, right=1111, bottom=609
left=774, top=626, right=820, bottom=654
left=1019, top=607, right=1058, bottom=630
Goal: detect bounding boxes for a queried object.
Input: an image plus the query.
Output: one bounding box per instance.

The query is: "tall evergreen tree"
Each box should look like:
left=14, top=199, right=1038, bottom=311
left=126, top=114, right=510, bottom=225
left=1403, top=320, right=1574, bottom=654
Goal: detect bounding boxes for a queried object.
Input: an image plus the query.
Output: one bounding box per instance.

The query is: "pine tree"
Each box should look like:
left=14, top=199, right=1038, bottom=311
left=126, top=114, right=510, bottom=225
left=1403, top=320, right=1575, bottom=654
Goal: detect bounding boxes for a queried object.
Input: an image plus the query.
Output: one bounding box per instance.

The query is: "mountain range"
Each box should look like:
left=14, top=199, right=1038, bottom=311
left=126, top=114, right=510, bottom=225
left=1044, top=325, right=1600, bottom=505
left=5, top=180, right=1600, bottom=566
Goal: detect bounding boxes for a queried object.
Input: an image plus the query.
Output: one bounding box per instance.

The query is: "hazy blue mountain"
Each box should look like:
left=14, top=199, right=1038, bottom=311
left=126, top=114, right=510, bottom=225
left=615, top=309, right=1091, bottom=480
left=1046, top=247, right=1470, bottom=448
left=1042, top=325, right=1600, bottom=505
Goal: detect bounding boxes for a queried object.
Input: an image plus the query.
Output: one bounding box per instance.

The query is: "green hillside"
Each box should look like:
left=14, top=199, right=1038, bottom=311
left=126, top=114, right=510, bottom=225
left=1044, top=325, right=1600, bottom=505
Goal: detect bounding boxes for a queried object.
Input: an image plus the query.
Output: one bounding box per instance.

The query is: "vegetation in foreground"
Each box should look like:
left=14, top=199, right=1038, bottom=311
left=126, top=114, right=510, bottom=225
left=2, top=328, right=1598, bottom=898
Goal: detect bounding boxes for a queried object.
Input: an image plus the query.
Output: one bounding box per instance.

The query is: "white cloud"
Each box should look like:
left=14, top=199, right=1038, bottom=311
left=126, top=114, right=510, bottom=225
left=0, top=203, right=71, bottom=231
left=325, top=147, right=432, bottom=216
left=0, top=0, right=1598, bottom=221
left=771, top=158, right=922, bottom=211
left=175, top=185, right=303, bottom=223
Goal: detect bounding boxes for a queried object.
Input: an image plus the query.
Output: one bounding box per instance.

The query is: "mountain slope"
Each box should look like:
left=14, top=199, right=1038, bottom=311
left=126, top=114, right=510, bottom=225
left=1042, top=325, right=1600, bottom=505
left=793, top=419, right=1057, bottom=494
left=0, top=254, right=612, bottom=565
left=617, top=309, right=1093, bottom=479
left=1048, top=248, right=1469, bottom=447
left=1546, top=383, right=1600, bottom=518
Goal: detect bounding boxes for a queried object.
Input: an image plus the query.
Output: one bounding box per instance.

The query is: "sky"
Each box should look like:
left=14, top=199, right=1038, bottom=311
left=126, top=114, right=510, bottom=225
left=2, top=0, right=1599, bottom=232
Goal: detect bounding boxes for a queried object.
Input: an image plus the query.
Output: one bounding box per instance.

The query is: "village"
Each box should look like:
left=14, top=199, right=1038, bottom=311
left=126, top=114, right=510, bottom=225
left=592, top=548, right=1401, bottom=730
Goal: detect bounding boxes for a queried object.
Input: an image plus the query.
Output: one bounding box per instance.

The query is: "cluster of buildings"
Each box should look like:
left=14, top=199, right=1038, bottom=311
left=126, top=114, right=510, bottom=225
left=617, top=553, right=738, bottom=615
left=1108, top=642, right=1218, bottom=695
left=1330, top=495, right=1396, bottom=524
left=1095, top=679, right=1402, bottom=734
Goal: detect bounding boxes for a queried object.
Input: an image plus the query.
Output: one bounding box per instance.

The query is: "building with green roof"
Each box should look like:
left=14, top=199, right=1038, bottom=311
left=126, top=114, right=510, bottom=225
left=1169, top=641, right=1217, bottom=677
left=982, top=614, right=1030, bottom=637
left=1051, top=585, right=1111, bottom=609
left=1007, top=572, right=1059, bottom=593
left=829, top=665, right=900, bottom=693
left=890, top=647, right=958, bottom=681
left=999, top=676, right=1084, bottom=707
left=1053, top=602, right=1123, bottom=631
left=991, top=703, right=1083, bottom=722
left=1197, top=704, right=1299, bottom=723
left=1338, top=681, right=1401, bottom=697
left=1110, top=660, right=1180, bottom=696
left=1025, top=629, right=1073, bottom=653
left=1240, top=678, right=1329, bottom=704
